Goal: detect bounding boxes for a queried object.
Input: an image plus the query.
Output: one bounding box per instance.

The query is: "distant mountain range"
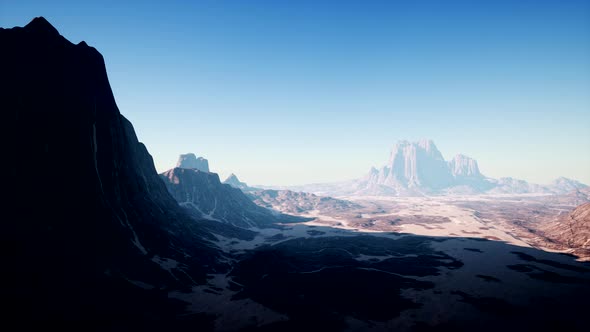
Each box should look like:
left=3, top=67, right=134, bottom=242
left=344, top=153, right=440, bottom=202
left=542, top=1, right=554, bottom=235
left=267, top=140, right=587, bottom=197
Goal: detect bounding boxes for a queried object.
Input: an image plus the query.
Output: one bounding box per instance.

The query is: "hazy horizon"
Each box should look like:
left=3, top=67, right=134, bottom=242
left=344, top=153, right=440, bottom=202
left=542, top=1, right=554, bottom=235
left=3, top=0, right=589, bottom=186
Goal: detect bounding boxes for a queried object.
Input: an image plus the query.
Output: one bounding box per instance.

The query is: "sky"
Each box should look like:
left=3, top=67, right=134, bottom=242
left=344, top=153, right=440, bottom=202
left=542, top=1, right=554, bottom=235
left=2, top=0, right=590, bottom=186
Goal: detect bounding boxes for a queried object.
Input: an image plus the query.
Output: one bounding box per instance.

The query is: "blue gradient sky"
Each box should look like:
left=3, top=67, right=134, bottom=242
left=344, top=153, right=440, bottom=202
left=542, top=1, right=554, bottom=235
left=2, top=0, right=590, bottom=185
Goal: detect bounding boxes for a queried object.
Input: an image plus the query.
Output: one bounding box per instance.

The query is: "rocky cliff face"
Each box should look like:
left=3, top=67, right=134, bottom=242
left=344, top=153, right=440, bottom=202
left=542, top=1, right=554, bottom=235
left=355, top=140, right=473, bottom=195
left=351, top=140, right=586, bottom=196
left=1, top=17, right=227, bottom=328
left=161, top=168, right=302, bottom=228
left=448, top=154, right=482, bottom=178
left=176, top=153, right=210, bottom=172
left=542, top=203, right=590, bottom=259
left=383, top=140, right=455, bottom=190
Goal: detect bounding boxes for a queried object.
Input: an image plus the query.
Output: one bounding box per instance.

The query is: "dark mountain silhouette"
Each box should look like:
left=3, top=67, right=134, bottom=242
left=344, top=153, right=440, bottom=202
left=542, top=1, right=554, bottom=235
left=0, top=17, right=228, bottom=330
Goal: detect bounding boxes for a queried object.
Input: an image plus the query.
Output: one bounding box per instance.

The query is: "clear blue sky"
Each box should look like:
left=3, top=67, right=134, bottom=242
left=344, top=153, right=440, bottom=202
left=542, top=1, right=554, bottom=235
left=2, top=0, right=589, bottom=185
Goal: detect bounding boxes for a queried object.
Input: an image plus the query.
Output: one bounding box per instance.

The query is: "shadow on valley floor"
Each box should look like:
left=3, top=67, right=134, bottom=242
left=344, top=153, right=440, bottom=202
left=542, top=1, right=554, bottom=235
left=213, top=222, right=590, bottom=332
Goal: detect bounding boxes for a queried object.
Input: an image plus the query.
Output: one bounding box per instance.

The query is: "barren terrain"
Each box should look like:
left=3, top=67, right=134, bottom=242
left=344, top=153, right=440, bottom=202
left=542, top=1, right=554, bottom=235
left=272, top=194, right=590, bottom=260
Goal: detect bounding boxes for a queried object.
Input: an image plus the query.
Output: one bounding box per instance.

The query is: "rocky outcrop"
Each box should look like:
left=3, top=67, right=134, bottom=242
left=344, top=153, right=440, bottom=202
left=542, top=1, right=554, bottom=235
left=161, top=168, right=304, bottom=228
left=176, top=153, right=209, bottom=172
left=542, top=203, right=590, bottom=259
left=449, top=154, right=482, bottom=178
left=1, top=17, right=227, bottom=328
left=247, top=189, right=361, bottom=214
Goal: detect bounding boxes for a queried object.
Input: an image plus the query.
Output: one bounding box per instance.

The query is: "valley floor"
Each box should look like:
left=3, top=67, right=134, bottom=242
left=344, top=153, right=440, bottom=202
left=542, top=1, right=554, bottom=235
left=292, top=194, right=586, bottom=260
left=172, top=194, right=590, bottom=331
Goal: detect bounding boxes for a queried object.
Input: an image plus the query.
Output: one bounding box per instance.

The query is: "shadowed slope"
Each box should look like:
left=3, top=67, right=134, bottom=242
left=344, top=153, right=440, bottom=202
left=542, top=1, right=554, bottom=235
left=0, top=17, right=226, bottom=329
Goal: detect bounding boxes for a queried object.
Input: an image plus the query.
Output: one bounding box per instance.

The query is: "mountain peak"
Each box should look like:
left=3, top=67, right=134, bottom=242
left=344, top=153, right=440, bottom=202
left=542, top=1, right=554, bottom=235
left=25, top=17, right=60, bottom=36
left=417, top=139, right=437, bottom=151
left=176, top=153, right=209, bottom=172
left=550, top=177, right=588, bottom=192
left=224, top=173, right=242, bottom=185
left=223, top=173, right=258, bottom=191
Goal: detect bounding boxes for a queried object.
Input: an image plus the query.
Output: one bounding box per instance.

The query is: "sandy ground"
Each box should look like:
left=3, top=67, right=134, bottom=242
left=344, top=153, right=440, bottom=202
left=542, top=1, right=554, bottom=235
left=290, top=195, right=546, bottom=248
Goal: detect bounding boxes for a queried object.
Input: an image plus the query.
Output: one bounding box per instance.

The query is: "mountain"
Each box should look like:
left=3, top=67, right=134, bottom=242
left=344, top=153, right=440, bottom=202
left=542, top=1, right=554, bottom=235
left=0, top=17, right=231, bottom=329
left=550, top=177, right=589, bottom=194
left=486, top=177, right=551, bottom=194
left=161, top=167, right=304, bottom=228
left=354, top=140, right=480, bottom=196
left=284, top=140, right=587, bottom=197
left=176, top=153, right=209, bottom=172
left=445, top=154, right=495, bottom=194
left=247, top=189, right=362, bottom=214
left=374, top=140, right=454, bottom=191
left=223, top=173, right=259, bottom=192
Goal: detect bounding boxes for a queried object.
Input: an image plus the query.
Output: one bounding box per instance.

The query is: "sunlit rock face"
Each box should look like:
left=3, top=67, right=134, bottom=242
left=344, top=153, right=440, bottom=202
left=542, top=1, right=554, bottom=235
left=449, top=154, right=482, bottom=178
left=542, top=202, right=590, bottom=257
left=351, top=140, right=589, bottom=196
left=176, top=153, right=209, bottom=172
left=384, top=139, right=455, bottom=189
left=355, top=140, right=456, bottom=195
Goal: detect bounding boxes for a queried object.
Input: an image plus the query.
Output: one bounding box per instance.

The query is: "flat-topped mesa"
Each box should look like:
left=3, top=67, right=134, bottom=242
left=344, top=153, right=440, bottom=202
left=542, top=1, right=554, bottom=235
left=176, top=153, right=209, bottom=172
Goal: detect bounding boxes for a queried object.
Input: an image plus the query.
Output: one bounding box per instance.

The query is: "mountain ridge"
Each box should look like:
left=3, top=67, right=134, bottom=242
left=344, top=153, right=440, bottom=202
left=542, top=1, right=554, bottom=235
left=263, top=140, right=587, bottom=197
left=1, top=16, right=231, bottom=328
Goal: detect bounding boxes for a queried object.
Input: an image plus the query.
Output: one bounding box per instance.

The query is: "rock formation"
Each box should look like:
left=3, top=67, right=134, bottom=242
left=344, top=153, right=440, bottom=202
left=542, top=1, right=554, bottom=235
left=176, top=153, right=209, bottom=172
left=161, top=168, right=303, bottom=228
left=1, top=17, right=227, bottom=328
